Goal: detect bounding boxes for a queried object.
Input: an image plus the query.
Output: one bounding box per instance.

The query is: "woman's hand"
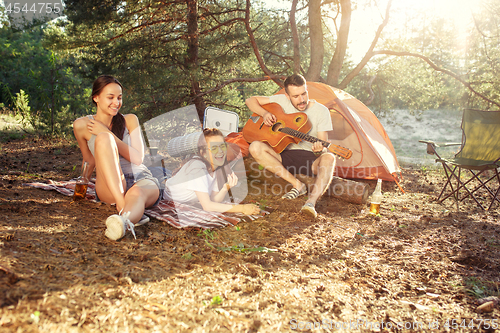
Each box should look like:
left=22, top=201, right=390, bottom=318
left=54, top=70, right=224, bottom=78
left=225, top=172, right=238, bottom=190
left=241, top=204, right=261, bottom=215
left=87, top=119, right=110, bottom=136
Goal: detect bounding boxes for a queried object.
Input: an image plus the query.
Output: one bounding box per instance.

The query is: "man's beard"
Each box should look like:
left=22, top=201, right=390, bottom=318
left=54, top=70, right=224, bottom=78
left=295, top=102, right=307, bottom=110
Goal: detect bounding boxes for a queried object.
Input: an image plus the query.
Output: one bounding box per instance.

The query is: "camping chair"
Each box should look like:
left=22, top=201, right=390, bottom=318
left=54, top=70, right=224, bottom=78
left=419, top=109, right=500, bottom=210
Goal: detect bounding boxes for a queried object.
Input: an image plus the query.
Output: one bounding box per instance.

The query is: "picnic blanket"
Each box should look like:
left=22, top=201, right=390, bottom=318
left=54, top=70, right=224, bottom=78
left=24, top=180, right=267, bottom=229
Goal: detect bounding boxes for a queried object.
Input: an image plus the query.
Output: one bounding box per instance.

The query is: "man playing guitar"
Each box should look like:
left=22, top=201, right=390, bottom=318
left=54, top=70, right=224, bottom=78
left=246, top=74, right=335, bottom=218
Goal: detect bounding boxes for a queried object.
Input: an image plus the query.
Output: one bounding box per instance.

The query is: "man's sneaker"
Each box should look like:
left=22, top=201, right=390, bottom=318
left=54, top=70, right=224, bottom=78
left=300, top=202, right=318, bottom=218
left=105, top=211, right=136, bottom=240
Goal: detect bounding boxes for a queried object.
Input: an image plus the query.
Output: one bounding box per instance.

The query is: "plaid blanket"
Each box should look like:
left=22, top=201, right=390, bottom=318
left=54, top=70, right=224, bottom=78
left=24, top=180, right=267, bottom=229
left=26, top=179, right=98, bottom=201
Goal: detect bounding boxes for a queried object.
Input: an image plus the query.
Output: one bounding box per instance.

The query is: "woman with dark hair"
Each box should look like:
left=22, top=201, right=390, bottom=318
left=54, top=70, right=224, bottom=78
left=73, top=75, right=161, bottom=240
left=165, top=128, right=260, bottom=215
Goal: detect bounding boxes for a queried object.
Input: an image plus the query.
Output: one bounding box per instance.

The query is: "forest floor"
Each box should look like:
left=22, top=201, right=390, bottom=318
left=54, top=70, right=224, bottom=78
left=0, top=134, right=499, bottom=332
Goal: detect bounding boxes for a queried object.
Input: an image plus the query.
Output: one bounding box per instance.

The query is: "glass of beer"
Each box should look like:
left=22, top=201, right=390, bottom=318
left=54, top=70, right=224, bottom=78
left=73, top=182, right=88, bottom=200
left=73, top=162, right=89, bottom=200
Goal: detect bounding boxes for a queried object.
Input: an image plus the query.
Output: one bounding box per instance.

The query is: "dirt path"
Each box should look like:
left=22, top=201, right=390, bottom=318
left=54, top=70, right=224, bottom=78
left=0, top=137, right=499, bottom=332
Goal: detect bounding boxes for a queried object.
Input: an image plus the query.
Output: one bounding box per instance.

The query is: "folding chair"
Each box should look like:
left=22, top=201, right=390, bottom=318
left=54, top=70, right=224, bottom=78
left=419, top=109, right=500, bottom=210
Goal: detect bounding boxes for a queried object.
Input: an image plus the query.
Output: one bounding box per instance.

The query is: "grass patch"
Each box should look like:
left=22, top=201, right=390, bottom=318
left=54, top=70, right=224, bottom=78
left=0, top=131, right=25, bottom=142
left=465, top=277, right=499, bottom=299
left=217, top=244, right=277, bottom=253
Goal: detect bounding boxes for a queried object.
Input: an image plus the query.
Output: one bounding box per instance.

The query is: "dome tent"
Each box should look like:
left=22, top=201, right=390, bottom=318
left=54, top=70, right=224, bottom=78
left=276, top=82, right=401, bottom=182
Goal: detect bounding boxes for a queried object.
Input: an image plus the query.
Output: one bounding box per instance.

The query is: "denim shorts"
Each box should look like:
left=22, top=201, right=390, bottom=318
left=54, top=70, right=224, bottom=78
left=95, top=171, right=163, bottom=206
left=124, top=171, right=163, bottom=206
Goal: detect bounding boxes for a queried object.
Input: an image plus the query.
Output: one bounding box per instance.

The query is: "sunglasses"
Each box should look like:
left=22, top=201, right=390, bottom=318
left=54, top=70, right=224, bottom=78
left=209, top=143, right=228, bottom=154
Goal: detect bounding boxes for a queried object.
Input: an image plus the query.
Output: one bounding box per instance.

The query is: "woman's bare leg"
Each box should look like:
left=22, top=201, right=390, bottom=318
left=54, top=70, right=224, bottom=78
left=93, top=132, right=159, bottom=230
left=93, top=132, right=127, bottom=210
left=104, top=179, right=159, bottom=241
left=122, top=179, right=159, bottom=223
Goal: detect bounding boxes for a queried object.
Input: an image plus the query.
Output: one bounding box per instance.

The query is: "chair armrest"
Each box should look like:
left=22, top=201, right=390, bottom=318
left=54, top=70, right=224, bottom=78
left=419, top=140, right=438, bottom=155
left=419, top=140, right=461, bottom=157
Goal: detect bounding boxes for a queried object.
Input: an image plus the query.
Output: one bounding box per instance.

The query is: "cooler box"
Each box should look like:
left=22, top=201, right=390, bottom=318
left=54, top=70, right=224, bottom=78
left=203, top=107, right=239, bottom=136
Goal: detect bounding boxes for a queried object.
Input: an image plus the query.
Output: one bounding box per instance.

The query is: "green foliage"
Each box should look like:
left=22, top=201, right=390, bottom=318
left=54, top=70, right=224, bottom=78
left=374, top=57, right=462, bottom=113
left=465, top=277, right=490, bottom=299
left=0, top=21, right=92, bottom=135
left=0, top=5, right=9, bottom=27
left=347, top=37, right=465, bottom=113
left=197, top=229, right=217, bottom=249
left=46, top=0, right=295, bottom=123
left=1, top=82, right=14, bottom=108
left=4, top=0, right=500, bottom=132
left=29, top=311, right=41, bottom=324
left=0, top=132, right=24, bottom=142
left=203, top=295, right=223, bottom=306
left=13, top=89, right=33, bottom=128
left=63, top=0, right=123, bottom=25
left=355, top=1, right=500, bottom=113
left=198, top=229, right=217, bottom=241
left=209, top=295, right=223, bottom=306
left=463, top=0, right=500, bottom=110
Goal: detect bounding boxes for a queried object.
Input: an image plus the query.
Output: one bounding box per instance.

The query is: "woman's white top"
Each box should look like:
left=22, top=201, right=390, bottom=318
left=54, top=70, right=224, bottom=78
left=165, top=158, right=218, bottom=205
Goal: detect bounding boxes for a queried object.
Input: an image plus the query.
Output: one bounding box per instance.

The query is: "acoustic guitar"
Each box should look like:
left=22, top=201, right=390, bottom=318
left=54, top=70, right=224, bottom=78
left=242, top=103, right=352, bottom=159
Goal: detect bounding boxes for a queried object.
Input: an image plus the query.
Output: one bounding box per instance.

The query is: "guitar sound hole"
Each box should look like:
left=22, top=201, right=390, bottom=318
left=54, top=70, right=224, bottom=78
left=295, top=116, right=302, bottom=123
left=271, top=122, right=282, bottom=132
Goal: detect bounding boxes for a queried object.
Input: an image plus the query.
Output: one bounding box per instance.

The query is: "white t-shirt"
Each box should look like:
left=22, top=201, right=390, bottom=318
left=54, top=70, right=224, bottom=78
left=165, top=158, right=218, bottom=205
left=269, top=94, right=332, bottom=151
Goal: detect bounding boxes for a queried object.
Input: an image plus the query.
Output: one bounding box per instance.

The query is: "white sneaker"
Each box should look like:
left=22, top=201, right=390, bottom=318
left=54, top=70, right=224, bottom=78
left=105, top=211, right=136, bottom=240
left=300, top=202, right=318, bottom=218
left=135, top=214, right=150, bottom=226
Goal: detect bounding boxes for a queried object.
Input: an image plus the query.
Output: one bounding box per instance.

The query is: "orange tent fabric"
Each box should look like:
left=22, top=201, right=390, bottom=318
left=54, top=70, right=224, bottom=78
left=276, top=82, right=401, bottom=181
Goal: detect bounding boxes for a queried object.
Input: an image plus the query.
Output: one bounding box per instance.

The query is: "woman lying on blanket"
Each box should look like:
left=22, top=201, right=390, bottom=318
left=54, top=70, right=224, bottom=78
left=165, top=128, right=260, bottom=215
left=73, top=75, right=161, bottom=241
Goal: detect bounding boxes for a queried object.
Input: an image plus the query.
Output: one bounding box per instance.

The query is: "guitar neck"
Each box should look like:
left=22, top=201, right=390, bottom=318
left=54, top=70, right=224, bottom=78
left=279, top=127, right=329, bottom=147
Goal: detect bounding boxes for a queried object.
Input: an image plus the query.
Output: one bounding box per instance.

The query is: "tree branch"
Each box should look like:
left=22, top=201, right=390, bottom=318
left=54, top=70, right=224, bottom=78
left=372, top=50, right=500, bottom=109
left=244, top=0, right=283, bottom=87
left=198, top=8, right=246, bottom=19
left=194, top=76, right=283, bottom=98
left=199, top=17, right=245, bottom=36
left=365, top=75, right=377, bottom=106
left=338, top=0, right=391, bottom=89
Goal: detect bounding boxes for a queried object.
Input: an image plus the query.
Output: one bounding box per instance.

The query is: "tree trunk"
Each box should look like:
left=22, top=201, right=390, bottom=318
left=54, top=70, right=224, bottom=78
left=50, top=67, right=55, bottom=134
left=326, top=0, right=351, bottom=87
left=290, top=0, right=301, bottom=74
left=186, top=0, right=205, bottom=120
left=326, top=176, right=370, bottom=205
left=305, top=0, right=323, bottom=81
left=186, top=0, right=199, bottom=67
